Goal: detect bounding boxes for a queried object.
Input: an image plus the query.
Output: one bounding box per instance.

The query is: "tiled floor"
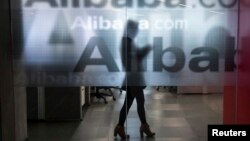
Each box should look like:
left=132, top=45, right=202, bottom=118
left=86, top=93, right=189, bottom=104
left=28, top=87, right=222, bottom=141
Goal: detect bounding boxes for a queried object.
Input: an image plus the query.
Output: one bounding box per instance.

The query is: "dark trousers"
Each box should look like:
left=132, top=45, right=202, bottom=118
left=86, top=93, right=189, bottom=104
left=118, top=86, right=147, bottom=126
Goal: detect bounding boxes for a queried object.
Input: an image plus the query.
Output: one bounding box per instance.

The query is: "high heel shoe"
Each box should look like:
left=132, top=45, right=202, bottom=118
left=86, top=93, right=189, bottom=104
left=140, top=123, right=155, bottom=138
left=114, top=125, right=129, bottom=140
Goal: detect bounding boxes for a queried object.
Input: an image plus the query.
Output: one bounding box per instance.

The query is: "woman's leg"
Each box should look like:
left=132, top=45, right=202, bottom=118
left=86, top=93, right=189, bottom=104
left=134, top=87, right=147, bottom=124
left=118, top=87, right=135, bottom=126
left=134, top=87, right=155, bottom=137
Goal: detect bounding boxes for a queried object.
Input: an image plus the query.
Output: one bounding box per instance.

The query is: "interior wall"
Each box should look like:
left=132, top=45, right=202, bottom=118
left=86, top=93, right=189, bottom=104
left=236, top=1, right=250, bottom=124
left=224, top=1, right=250, bottom=124
left=0, top=0, right=28, bottom=140
left=0, top=0, right=15, bottom=140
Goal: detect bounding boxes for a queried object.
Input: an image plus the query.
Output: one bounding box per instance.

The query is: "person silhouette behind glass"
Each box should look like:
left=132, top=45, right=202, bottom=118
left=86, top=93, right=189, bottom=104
left=114, top=20, right=155, bottom=140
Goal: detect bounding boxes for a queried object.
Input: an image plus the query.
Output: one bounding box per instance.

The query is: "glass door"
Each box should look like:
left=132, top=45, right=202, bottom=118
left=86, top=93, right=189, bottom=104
left=10, top=0, right=240, bottom=141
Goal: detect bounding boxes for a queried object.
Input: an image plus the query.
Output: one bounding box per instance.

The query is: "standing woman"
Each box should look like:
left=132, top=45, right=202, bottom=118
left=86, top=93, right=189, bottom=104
left=114, top=20, right=155, bottom=139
